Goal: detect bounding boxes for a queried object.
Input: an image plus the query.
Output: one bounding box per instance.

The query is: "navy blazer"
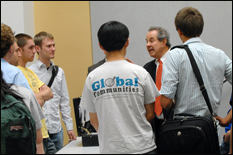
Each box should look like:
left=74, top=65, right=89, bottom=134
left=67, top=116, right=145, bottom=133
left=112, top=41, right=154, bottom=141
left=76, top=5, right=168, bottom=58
left=143, top=59, right=157, bottom=83
left=87, top=58, right=106, bottom=75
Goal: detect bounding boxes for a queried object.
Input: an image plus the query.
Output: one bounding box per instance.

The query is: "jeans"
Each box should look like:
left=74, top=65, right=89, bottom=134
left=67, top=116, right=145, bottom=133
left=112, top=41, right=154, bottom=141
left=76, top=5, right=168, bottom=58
left=49, top=127, right=64, bottom=152
left=43, top=137, right=56, bottom=154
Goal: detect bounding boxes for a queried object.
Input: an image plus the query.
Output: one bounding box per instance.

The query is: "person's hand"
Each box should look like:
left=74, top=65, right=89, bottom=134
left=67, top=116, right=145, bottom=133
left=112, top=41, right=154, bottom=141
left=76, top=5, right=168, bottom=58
left=215, top=115, right=229, bottom=127
left=39, top=84, right=46, bottom=92
left=67, top=130, right=77, bottom=141
left=34, top=92, right=45, bottom=107
left=125, top=58, right=134, bottom=64
left=223, top=130, right=231, bottom=143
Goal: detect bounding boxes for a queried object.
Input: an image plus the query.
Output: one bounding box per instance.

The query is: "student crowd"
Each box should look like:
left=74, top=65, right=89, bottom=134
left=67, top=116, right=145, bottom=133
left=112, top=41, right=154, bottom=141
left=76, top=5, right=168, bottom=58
left=1, top=6, right=232, bottom=154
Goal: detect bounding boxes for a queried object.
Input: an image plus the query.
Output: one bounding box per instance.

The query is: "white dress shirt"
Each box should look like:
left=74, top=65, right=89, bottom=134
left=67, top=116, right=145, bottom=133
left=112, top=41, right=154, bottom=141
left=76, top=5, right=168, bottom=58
left=29, top=60, right=73, bottom=134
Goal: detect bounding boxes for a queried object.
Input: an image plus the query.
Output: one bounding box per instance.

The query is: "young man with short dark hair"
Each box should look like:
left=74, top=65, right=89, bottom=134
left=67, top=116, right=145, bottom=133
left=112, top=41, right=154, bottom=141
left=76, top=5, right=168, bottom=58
left=15, top=33, right=56, bottom=154
left=80, top=21, right=160, bottom=154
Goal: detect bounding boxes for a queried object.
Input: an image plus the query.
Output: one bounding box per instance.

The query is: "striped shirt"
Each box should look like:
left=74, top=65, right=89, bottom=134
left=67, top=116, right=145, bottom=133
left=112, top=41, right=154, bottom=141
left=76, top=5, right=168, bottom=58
left=160, top=37, right=232, bottom=116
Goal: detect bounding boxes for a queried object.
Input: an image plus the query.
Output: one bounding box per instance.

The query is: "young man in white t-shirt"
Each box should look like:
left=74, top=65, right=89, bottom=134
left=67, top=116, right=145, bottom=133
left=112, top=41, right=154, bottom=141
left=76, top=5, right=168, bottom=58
left=80, top=21, right=160, bottom=154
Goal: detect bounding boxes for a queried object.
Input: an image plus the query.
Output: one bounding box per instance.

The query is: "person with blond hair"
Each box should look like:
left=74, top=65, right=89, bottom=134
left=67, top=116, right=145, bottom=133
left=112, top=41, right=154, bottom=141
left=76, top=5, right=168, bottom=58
left=29, top=31, right=76, bottom=152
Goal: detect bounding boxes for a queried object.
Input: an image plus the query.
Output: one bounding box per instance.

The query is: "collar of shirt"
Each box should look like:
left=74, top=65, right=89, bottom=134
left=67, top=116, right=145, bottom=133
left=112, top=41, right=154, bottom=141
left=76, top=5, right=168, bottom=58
left=1, top=58, right=8, bottom=64
left=155, top=49, right=170, bottom=65
left=36, top=59, right=55, bottom=70
left=184, top=37, right=203, bottom=45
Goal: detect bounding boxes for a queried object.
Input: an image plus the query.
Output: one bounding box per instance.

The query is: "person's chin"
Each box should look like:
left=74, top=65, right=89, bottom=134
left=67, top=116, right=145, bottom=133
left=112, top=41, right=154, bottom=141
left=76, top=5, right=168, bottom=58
left=29, top=58, right=34, bottom=62
left=149, top=53, right=155, bottom=58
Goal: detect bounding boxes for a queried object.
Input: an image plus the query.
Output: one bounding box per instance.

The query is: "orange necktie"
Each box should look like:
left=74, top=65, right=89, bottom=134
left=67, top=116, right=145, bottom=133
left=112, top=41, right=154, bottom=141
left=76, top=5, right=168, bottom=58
left=155, top=59, right=163, bottom=116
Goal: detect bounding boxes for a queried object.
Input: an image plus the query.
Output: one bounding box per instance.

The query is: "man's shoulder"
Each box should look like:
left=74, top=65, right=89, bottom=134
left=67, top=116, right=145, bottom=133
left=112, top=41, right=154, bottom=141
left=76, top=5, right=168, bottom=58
left=88, top=59, right=106, bottom=73
left=28, top=63, right=37, bottom=70
left=143, top=59, right=156, bottom=69
left=18, top=66, right=36, bottom=76
left=2, top=62, right=22, bottom=73
left=55, top=65, right=64, bottom=74
left=10, top=85, right=31, bottom=97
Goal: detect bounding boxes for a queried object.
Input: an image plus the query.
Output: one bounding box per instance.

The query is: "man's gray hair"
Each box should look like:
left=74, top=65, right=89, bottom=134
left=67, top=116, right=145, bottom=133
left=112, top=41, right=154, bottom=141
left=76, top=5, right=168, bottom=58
left=148, top=26, right=171, bottom=48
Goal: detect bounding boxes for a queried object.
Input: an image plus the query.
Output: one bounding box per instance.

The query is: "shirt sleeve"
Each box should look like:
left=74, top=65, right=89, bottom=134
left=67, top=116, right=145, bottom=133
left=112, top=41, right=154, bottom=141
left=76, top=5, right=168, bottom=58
left=80, top=77, right=96, bottom=113
left=29, top=91, right=44, bottom=130
left=160, top=50, right=179, bottom=99
left=14, top=70, right=33, bottom=92
left=12, top=85, right=44, bottom=131
left=59, top=70, right=73, bottom=131
left=31, top=70, right=44, bottom=88
left=144, top=72, right=160, bottom=104
left=224, top=52, right=232, bottom=84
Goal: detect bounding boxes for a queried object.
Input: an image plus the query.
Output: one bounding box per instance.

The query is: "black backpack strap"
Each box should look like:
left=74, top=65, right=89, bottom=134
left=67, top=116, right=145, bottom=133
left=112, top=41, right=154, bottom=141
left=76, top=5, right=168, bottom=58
left=47, top=65, right=59, bottom=88
left=170, top=45, right=215, bottom=117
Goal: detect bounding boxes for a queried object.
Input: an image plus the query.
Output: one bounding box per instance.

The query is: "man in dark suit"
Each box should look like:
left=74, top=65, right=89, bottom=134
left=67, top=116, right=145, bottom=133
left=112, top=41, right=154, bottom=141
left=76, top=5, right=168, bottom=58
left=144, top=26, right=173, bottom=151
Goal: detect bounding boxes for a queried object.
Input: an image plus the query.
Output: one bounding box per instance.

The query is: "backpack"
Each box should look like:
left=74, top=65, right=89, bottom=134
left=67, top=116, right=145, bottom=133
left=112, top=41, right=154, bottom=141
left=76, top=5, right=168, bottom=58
left=1, top=94, right=37, bottom=154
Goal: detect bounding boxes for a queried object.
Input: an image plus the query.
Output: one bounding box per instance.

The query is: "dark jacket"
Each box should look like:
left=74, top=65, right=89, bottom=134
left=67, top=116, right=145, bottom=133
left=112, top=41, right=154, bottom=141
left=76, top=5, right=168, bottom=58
left=87, top=58, right=106, bottom=75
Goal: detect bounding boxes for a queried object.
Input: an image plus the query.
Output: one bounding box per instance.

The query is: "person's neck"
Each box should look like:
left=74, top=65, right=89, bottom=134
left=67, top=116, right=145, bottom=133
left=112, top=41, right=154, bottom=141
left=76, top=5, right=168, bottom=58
left=105, top=49, right=126, bottom=62
left=39, top=57, right=51, bottom=68
left=155, top=46, right=170, bottom=60
left=18, top=59, right=27, bottom=67
left=3, top=53, right=12, bottom=63
left=181, top=35, right=192, bottom=43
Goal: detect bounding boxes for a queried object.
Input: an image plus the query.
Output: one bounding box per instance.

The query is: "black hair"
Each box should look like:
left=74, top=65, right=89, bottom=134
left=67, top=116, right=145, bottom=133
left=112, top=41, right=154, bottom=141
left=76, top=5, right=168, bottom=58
left=97, top=21, right=129, bottom=52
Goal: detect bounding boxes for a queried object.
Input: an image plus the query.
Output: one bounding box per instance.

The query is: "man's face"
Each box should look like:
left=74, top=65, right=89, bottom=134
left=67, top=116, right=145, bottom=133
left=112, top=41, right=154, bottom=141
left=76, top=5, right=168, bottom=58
left=38, top=38, right=55, bottom=60
left=146, top=30, right=164, bottom=59
left=8, top=42, right=21, bottom=66
left=21, top=39, right=36, bottom=62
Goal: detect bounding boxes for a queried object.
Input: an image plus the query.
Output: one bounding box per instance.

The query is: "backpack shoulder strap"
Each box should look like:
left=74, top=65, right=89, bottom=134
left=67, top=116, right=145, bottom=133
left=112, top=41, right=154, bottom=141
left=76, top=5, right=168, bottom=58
left=47, top=65, right=59, bottom=88
left=170, top=44, right=187, bottom=50
left=170, top=44, right=214, bottom=116
left=1, top=94, right=22, bottom=109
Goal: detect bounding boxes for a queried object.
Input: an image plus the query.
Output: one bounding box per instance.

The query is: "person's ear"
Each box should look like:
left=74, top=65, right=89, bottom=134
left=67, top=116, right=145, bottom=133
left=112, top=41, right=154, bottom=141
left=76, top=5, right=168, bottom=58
left=18, top=48, right=22, bottom=58
left=125, top=38, right=129, bottom=48
left=35, top=45, right=40, bottom=53
left=99, top=42, right=105, bottom=51
left=8, top=44, right=14, bottom=54
left=162, top=38, right=167, bottom=47
left=178, top=29, right=183, bottom=36
left=18, top=47, right=22, bottom=52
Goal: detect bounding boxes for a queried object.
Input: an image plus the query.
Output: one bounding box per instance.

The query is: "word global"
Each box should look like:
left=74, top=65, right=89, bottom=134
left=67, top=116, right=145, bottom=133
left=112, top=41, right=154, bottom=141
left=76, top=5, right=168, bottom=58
left=92, top=76, right=139, bottom=91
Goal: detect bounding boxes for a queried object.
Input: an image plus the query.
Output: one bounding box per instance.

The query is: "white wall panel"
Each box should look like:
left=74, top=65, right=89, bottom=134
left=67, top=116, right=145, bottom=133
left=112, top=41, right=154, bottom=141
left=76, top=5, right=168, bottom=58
left=1, top=1, right=36, bottom=66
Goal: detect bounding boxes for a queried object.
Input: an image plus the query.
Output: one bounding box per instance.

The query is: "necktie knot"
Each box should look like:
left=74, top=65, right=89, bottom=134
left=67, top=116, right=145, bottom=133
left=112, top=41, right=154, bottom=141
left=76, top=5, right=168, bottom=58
left=158, top=59, right=162, bottom=65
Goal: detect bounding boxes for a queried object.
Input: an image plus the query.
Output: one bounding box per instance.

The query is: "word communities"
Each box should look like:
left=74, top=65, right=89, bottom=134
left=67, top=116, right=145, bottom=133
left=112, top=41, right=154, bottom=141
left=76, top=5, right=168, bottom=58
left=94, top=86, right=139, bottom=97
